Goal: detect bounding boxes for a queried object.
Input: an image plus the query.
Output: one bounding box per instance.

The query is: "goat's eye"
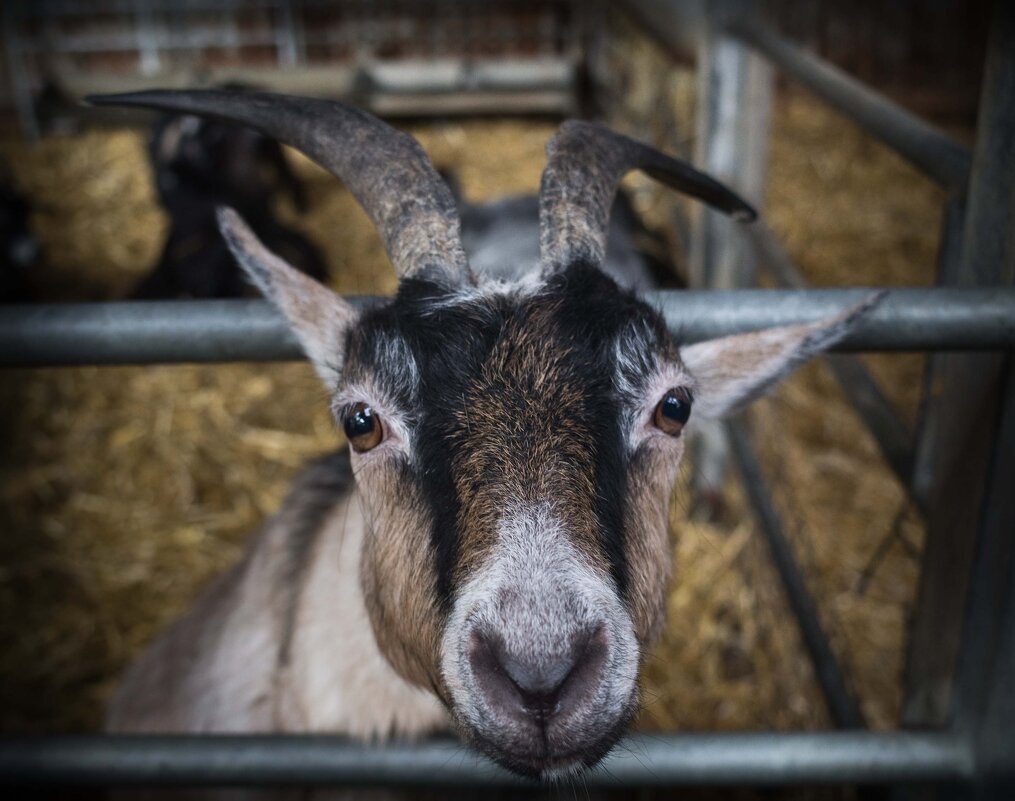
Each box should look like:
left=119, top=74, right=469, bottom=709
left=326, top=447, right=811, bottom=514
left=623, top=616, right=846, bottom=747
left=344, top=403, right=384, bottom=452
left=653, top=389, right=692, bottom=436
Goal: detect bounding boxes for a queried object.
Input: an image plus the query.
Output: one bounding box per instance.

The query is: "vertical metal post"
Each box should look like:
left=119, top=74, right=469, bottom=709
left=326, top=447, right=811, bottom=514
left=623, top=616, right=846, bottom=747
left=947, top=9, right=1015, bottom=797
left=902, top=0, right=1015, bottom=730
left=691, top=0, right=772, bottom=289
left=134, top=0, right=162, bottom=78
left=275, top=0, right=304, bottom=69
left=950, top=359, right=1015, bottom=800
left=690, top=0, right=774, bottom=512
left=910, top=192, right=967, bottom=503
left=2, top=2, right=39, bottom=141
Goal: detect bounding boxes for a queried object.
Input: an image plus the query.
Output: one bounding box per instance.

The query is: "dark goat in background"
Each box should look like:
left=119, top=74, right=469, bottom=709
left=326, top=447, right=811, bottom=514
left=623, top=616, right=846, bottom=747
left=0, top=171, right=43, bottom=303
left=134, top=109, right=327, bottom=299
left=445, top=174, right=678, bottom=293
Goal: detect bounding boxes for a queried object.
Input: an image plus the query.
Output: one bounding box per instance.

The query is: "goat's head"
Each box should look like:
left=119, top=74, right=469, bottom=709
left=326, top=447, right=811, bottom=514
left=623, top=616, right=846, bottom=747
left=93, top=91, right=877, bottom=779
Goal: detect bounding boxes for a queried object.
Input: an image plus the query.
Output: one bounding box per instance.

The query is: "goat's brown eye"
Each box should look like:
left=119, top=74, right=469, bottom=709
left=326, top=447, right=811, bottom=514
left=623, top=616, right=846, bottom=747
left=653, top=389, right=692, bottom=436
left=344, top=403, right=383, bottom=452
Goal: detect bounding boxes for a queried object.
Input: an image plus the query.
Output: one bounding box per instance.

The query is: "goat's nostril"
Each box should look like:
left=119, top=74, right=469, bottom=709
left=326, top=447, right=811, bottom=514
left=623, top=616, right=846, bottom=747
left=468, top=624, right=608, bottom=722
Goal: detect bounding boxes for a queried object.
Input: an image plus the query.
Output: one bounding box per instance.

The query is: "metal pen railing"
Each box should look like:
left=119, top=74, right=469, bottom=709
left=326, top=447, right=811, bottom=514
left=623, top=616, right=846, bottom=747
left=0, top=732, right=974, bottom=788
left=2, top=289, right=1013, bottom=367
left=1, top=1, right=1012, bottom=793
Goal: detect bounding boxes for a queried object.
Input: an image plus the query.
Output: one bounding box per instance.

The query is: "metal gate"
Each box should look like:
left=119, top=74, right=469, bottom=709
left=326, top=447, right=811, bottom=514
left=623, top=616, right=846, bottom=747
left=0, top=0, right=1012, bottom=794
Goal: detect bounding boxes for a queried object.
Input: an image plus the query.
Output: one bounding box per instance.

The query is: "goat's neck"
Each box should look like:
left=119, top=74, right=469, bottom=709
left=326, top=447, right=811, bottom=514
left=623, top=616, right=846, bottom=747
left=277, top=488, right=447, bottom=738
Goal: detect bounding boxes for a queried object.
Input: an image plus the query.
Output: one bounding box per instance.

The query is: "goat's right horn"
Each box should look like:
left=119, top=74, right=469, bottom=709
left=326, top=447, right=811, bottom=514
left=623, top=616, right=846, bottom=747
left=539, top=121, right=757, bottom=272
left=88, top=90, right=472, bottom=285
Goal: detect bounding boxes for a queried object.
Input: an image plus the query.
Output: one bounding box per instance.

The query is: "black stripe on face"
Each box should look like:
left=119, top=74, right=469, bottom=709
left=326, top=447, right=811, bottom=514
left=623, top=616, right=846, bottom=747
left=348, top=278, right=509, bottom=611
left=346, top=264, right=670, bottom=610
left=543, top=262, right=671, bottom=598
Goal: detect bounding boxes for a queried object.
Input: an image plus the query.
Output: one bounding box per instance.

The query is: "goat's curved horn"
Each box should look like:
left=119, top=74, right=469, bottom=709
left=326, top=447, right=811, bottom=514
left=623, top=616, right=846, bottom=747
left=88, top=90, right=472, bottom=284
left=538, top=121, right=757, bottom=271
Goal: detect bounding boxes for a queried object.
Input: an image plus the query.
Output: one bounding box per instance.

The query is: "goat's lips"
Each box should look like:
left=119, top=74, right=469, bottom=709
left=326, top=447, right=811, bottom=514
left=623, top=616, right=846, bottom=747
left=462, top=710, right=633, bottom=780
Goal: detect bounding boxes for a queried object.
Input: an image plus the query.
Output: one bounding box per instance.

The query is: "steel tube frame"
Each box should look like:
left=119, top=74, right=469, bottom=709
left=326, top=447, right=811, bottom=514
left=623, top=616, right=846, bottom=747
left=726, top=18, right=972, bottom=191
left=1, top=289, right=1013, bottom=367
left=0, top=732, right=973, bottom=788
left=0, top=8, right=1008, bottom=794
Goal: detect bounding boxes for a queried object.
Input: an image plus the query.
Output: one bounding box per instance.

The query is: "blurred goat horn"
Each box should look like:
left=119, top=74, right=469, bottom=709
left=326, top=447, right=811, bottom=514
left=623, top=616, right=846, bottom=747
left=538, top=121, right=757, bottom=271
left=88, top=90, right=472, bottom=285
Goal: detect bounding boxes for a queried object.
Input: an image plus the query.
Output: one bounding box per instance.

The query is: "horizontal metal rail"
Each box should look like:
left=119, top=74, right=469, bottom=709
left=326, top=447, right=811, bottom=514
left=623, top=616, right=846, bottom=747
left=0, top=732, right=974, bottom=787
left=727, top=18, right=972, bottom=191
left=1, top=289, right=1013, bottom=367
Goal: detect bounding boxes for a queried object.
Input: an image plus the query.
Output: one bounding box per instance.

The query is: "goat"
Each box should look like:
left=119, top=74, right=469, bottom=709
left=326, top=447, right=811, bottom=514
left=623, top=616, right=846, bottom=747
left=133, top=104, right=327, bottom=299
left=0, top=171, right=43, bottom=303
left=91, top=90, right=877, bottom=781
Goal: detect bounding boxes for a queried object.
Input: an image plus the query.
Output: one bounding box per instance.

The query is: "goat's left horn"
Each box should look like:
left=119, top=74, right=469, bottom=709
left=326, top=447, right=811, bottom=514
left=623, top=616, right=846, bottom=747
left=88, top=90, right=472, bottom=285
left=538, top=121, right=756, bottom=272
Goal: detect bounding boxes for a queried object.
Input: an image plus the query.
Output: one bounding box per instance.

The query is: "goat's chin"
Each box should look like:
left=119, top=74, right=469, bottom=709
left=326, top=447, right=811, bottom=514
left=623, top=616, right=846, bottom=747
left=450, top=693, right=639, bottom=781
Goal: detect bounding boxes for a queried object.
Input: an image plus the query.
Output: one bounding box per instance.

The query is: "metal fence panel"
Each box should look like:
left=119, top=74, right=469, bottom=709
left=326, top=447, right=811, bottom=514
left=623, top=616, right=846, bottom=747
left=0, top=732, right=975, bottom=788
left=2, top=289, right=1014, bottom=367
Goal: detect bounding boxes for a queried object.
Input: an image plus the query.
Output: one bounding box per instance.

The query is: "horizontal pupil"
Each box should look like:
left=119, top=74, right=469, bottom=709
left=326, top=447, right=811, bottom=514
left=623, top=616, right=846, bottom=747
left=662, top=395, right=690, bottom=423
left=345, top=409, right=375, bottom=437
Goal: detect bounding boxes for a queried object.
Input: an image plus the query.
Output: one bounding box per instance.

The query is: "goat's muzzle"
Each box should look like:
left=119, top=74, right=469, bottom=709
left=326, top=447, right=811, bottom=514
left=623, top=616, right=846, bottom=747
left=440, top=508, right=640, bottom=778
left=450, top=614, right=637, bottom=778
left=465, top=620, right=631, bottom=776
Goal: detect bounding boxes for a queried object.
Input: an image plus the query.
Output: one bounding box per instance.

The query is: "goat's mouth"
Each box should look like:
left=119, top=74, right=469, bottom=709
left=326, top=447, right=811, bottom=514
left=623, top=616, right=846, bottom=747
left=441, top=617, right=641, bottom=779
left=455, top=693, right=638, bottom=780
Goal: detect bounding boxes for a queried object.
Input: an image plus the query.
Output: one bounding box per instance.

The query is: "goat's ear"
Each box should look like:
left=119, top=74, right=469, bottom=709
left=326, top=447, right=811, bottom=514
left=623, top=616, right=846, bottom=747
left=680, top=293, right=884, bottom=419
left=217, top=207, right=355, bottom=387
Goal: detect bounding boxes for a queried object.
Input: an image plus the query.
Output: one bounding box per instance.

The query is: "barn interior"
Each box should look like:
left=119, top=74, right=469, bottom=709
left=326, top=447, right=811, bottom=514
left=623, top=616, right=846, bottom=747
left=0, top=0, right=1002, bottom=797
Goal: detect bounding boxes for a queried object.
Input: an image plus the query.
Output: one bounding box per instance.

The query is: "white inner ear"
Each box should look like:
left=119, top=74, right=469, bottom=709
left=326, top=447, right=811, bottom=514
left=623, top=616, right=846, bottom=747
left=679, top=326, right=812, bottom=420
left=217, top=206, right=357, bottom=388
left=680, top=296, right=882, bottom=420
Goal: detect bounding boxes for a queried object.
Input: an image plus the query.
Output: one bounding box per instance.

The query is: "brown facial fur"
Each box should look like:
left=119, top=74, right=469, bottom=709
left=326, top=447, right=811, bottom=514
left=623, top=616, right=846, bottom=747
left=356, top=455, right=448, bottom=698
left=450, top=298, right=613, bottom=586
left=623, top=442, right=684, bottom=645
left=342, top=268, right=688, bottom=700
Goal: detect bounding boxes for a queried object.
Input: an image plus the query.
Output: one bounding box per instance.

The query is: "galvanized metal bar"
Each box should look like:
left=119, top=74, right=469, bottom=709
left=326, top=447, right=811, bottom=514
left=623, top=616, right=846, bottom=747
left=726, top=17, right=972, bottom=191
left=0, top=732, right=973, bottom=787
left=728, top=421, right=866, bottom=729
left=1, top=3, right=40, bottom=141
left=692, top=0, right=773, bottom=289
left=747, top=223, right=916, bottom=490
left=902, top=1, right=1015, bottom=731
left=908, top=193, right=966, bottom=510
left=273, top=0, right=300, bottom=68
left=1, top=289, right=1013, bottom=368
left=132, top=0, right=162, bottom=77
left=946, top=9, right=1015, bottom=797
left=950, top=358, right=1015, bottom=799
left=690, top=0, right=773, bottom=536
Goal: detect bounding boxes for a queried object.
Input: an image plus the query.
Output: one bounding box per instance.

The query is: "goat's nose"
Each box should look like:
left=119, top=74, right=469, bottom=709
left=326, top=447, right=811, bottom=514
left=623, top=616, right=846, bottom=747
left=468, top=624, right=608, bottom=724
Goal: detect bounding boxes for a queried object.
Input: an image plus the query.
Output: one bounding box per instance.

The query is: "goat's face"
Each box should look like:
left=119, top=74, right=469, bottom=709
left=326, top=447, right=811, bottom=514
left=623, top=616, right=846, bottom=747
left=216, top=198, right=873, bottom=777
left=336, top=264, right=687, bottom=776
left=94, top=88, right=876, bottom=778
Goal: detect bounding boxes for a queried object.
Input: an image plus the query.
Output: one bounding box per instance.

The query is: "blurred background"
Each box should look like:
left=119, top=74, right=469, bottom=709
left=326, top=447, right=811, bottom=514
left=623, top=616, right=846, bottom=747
left=0, top=0, right=995, bottom=774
